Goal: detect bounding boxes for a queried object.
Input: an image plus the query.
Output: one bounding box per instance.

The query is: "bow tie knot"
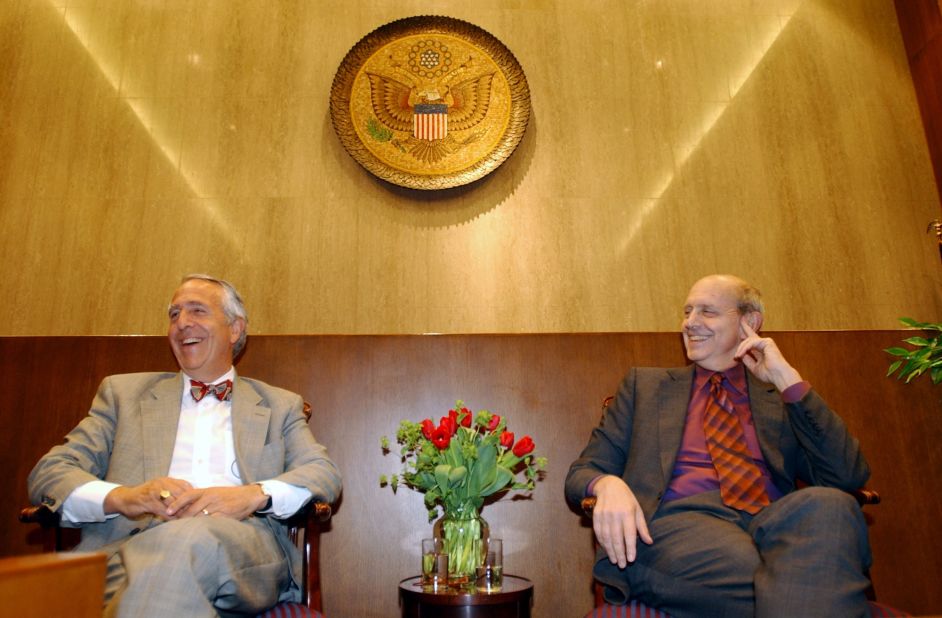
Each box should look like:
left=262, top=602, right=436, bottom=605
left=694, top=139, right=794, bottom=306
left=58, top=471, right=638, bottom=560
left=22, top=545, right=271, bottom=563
left=190, top=379, right=233, bottom=402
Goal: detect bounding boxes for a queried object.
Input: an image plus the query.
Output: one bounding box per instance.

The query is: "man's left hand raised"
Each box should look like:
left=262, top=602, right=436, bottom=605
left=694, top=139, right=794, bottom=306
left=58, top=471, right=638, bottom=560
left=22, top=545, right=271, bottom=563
left=735, top=321, right=803, bottom=392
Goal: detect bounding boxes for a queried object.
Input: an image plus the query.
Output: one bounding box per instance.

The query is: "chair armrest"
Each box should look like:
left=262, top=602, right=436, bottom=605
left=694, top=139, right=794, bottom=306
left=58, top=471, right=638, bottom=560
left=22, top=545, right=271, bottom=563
left=19, top=504, right=61, bottom=528
left=283, top=499, right=332, bottom=528
left=581, top=488, right=878, bottom=517
left=850, top=488, right=880, bottom=506
left=581, top=496, right=597, bottom=517
left=284, top=500, right=332, bottom=612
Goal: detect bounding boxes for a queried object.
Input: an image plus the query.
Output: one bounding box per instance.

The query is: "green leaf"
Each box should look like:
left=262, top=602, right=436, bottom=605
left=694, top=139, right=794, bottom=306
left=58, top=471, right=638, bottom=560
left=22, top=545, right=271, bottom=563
left=449, top=465, right=467, bottom=484
left=899, top=357, right=921, bottom=378
left=903, top=337, right=930, bottom=347
left=899, top=317, right=942, bottom=331
left=884, top=347, right=911, bottom=357
left=886, top=360, right=902, bottom=377
left=435, top=464, right=452, bottom=494
left=418, top=471, right=436, bottom=488
left=466, top=443, right=497, bottom=496
left=481, top=466, right=514, bottom=497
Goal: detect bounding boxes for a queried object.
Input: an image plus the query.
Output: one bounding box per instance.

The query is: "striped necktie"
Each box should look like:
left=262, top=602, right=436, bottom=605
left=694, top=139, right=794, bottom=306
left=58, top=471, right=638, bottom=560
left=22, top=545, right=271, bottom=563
left=703, top=373, right=770, bottom=514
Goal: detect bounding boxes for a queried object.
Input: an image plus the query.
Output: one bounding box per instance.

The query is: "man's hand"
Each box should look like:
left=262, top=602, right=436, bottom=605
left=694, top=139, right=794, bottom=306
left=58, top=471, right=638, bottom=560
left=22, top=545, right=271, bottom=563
left=592, top=475, right=653, bottom=568
left=165, top=484, right=269, bottom=521
left=104, top=477, right=194, bottom=519
left=735, top=321, right=802, bottom=392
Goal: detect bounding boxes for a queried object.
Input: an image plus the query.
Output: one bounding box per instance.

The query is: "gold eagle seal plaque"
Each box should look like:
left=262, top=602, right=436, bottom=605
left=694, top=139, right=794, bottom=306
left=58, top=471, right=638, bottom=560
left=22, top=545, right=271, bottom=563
left=330, top=16, right=531, bottom=190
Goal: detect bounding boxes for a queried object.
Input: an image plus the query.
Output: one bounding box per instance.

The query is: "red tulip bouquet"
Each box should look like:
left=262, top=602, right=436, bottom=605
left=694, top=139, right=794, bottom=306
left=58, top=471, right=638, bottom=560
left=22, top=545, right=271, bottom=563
left=381, top=401, right=547, bottom=581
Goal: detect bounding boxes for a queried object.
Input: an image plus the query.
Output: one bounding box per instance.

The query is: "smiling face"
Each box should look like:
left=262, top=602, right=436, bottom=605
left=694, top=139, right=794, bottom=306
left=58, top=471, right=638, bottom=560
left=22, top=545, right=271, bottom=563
left=167, top=279, right=244, bottom=382
left=681, top=275, right=758, bottom=372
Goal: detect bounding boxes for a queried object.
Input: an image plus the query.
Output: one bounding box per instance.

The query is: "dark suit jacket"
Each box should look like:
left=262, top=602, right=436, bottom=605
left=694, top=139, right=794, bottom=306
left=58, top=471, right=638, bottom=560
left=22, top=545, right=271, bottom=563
left=27, top=371, right=342, bottom=601
left=564, top=365, right=869, bottom=601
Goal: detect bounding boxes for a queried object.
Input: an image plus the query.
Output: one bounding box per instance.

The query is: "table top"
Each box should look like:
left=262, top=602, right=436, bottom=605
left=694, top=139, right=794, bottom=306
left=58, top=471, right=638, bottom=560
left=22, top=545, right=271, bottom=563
left=399, top=575, right=533, bottom=606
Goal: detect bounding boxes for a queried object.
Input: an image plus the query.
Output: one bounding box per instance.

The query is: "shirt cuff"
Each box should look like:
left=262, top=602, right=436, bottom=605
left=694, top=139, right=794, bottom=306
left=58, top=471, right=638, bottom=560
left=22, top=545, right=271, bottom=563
left=256, top=479, right=313, bottom=518
left=781, top=380, right=812, bottom=403
left=61, top=480, right=122, bottom=523
left=586, top=474, right=606, bottom=497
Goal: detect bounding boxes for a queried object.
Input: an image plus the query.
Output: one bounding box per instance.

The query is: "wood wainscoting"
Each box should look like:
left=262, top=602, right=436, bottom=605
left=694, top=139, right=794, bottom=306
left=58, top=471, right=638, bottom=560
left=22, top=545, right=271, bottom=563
left=1, top=333, right=939, bottom=617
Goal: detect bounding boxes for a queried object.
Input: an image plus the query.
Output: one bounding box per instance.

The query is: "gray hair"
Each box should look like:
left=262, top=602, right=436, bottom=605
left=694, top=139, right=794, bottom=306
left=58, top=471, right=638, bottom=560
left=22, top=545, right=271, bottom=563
left=730, top=277, right=764, bottom=316
left=179, top=273, right=249, bottom=357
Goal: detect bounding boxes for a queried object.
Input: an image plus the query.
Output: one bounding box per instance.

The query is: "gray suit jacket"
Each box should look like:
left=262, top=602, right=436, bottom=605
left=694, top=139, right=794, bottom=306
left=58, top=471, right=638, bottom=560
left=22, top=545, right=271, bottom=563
left=564, top=366, right=869, bottom=601
left=28, top=371, right=342, bottom=599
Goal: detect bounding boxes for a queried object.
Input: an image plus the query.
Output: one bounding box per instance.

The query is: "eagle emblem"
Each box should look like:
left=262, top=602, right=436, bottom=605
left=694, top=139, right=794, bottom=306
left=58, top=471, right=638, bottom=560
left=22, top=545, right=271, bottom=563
left=363, top=39, right=495, bottom=164
left=330, top=16, right=530, bottom=189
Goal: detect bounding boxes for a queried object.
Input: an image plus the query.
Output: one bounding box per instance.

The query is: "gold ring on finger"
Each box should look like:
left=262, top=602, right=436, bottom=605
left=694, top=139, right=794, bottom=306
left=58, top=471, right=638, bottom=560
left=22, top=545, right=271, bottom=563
left=201, top=509, right=210, bottom=516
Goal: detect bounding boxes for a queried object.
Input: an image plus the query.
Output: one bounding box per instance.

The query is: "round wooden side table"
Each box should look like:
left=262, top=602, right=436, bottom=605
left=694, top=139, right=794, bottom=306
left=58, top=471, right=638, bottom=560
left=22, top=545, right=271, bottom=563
left=399, top=574, right=533, bottom=618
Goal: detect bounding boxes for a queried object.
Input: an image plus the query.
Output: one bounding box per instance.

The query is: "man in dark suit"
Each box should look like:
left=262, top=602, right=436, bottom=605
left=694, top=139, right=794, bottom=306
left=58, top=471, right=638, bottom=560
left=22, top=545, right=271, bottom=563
left=28, top=274, right=342, bottom=617
left=566, top=274, right=872, bottom=618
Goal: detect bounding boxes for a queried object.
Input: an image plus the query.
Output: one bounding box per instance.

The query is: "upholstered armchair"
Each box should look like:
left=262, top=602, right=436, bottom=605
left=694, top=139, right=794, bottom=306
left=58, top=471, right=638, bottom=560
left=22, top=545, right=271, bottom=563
left=20, top=499, right=331, bottom=618
left=19, top=403, right=334, bottom=618
left=579, top=494, right=909, bottom=618
left=577, top=396, right=908, bottom=618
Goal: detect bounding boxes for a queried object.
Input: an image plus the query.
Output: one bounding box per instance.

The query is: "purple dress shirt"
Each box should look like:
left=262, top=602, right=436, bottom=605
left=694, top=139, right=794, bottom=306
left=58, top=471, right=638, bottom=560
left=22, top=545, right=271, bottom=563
left=662, top=364, right=809, bottom=505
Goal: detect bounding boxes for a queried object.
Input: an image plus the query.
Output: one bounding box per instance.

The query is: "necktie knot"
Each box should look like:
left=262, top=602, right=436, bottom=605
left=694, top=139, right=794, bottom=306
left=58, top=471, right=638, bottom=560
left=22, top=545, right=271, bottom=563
left=190, top=379, right=232, bottom=402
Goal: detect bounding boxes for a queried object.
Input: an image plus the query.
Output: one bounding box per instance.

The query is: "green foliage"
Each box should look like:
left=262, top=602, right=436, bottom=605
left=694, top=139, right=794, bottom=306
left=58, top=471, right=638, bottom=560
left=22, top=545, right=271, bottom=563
left=379, top=400, right=547, bottom=521
left=885, top=317, right=942, bottom=385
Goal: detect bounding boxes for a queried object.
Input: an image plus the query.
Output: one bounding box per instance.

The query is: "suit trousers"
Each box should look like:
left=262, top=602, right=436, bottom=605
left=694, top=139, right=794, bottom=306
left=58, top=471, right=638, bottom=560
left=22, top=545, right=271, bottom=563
left=621, top=487, right=872, bottom=618
left=102, top=515, right=291, bottom=618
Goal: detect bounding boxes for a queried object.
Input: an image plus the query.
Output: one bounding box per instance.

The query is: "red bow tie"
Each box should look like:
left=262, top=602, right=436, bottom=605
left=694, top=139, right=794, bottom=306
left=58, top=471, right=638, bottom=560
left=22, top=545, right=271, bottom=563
left=190, top=379, right=233, bottom=402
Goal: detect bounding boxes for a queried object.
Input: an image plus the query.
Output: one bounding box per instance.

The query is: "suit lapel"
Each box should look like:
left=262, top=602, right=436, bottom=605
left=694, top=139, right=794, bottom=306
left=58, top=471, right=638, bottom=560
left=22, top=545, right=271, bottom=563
left=746, top=373, right=786, bottom=478
left=231, top=374, right=270, bottom=484
left=658, top=366, right=695, bottom=482
left=140, top=374, right=184, bottom=480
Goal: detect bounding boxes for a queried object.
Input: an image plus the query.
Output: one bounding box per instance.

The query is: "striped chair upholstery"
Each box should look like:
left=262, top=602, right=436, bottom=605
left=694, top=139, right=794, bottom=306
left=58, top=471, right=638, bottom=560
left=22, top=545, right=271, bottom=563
left=257, top=602, right=324, bottom=618
left=585, top=600, right=912, bottom=618
left=584, top=600, right=671, bottom=618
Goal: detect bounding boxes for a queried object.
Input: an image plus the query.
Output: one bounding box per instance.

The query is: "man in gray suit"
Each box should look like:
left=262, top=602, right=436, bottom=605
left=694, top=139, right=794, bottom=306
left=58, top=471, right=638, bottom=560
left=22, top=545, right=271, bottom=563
left=28, top=274, right=342, bottom=617
left=566, top=274, right=872, bottom=618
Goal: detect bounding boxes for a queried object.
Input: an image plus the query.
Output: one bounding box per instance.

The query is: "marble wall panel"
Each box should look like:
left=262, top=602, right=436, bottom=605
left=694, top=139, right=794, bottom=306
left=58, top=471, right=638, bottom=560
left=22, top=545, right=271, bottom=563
left=0, top=0, right=939, bottom=336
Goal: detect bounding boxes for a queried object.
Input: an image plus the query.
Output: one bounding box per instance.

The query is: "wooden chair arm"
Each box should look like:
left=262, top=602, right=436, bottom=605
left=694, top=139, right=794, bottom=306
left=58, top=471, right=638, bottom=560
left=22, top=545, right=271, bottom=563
left=850, top=488, right=881, bottom=506
left=284, top=499, right=332, bottom=528
left=285, top=500, right=332, bottom=612
left=19, top=504, right=60, bottom=528
left=580, top=487, right=878, bottom=517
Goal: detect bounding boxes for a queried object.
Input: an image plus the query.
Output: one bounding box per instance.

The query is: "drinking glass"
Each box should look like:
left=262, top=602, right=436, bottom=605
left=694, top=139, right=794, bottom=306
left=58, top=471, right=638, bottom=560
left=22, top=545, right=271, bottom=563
left=475, top=537, right=503, bottom=592
left=421, top=538, right=447, bottom=589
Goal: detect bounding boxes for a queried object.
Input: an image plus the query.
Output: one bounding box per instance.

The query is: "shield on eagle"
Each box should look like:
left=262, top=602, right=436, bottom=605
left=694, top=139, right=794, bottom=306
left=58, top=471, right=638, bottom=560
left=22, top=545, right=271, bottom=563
left=413, top=103, right=448, bottom=141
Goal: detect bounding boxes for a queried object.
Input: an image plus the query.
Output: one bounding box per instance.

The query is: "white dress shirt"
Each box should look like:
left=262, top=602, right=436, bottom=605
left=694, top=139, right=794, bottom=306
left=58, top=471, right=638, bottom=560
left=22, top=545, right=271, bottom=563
left=61, top=368, right=311, bottom=522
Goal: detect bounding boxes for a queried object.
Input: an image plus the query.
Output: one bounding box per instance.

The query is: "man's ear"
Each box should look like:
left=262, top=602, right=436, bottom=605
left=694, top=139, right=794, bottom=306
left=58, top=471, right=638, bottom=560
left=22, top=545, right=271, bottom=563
left=229, top=318, right=246, bottom=344
left=746, top=311, right=763, bottom=332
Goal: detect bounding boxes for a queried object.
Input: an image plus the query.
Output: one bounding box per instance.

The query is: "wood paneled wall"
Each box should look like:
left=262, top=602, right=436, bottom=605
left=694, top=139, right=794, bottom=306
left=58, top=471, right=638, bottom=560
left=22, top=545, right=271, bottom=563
left=2, top=333, right=940, bottom=617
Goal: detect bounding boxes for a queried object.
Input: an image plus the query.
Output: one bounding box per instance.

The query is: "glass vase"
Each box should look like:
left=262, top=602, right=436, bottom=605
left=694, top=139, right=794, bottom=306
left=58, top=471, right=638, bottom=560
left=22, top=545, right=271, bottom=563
left=432, top=505, right=489, bottom=585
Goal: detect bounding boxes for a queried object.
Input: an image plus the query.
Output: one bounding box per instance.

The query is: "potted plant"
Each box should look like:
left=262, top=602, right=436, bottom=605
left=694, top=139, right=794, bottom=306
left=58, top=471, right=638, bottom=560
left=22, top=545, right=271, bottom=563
left=885, top=317, right=942, bottom=384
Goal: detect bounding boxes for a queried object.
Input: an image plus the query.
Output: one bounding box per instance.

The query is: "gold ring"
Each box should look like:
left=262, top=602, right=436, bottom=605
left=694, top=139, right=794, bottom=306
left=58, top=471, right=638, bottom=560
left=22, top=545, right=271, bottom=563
left=159, top=490, right=172, bottom=500
left=201, top=509, right=210, bottom=516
